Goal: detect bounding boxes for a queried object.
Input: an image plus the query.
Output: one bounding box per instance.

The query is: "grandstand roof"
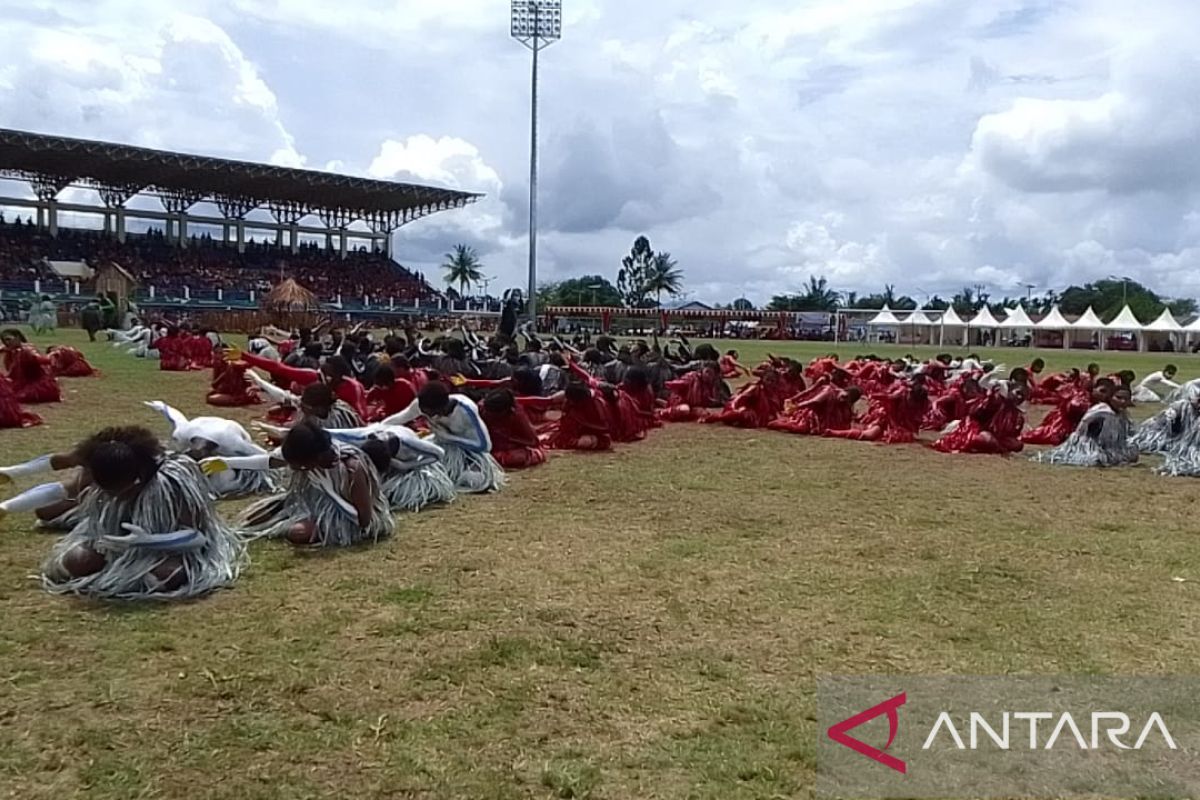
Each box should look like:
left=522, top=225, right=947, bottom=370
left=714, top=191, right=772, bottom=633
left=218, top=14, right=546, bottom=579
left=0, top=128, right=481, bottom=228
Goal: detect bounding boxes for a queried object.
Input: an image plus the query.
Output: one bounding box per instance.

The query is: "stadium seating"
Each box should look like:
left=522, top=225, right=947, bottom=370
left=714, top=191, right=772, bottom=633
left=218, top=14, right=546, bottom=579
left=0, top=216, right=436, bottom=307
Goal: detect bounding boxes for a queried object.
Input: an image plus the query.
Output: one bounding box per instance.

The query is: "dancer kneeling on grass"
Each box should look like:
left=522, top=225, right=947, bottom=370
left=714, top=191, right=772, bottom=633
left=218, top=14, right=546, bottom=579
left=46, top=346, right=98, bottom=378
left=143, top=401, right=280, bottom=499
left=0, top=375, right=43, bottom=429
left=1, top=330, right=61, bottom=404
left=480, top=389, right=547, bottom=469
left=231, top=420, right=393, bottom=547
left=316, top=422, right=456, bottom=513
left=1132, top=365, right=1180, bottom=404
left=250, top=376, right=364, bottom=438
left=381, top=382, right=505, bottom=494
left=0, top=427, right=246, bottom=600
left=1032, top=380, right=1138, bottom=468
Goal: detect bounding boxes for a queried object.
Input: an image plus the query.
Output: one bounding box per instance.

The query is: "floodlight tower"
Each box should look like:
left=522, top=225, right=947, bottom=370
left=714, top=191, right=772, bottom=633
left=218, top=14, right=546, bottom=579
left=511, top=0, right=562, bottom=324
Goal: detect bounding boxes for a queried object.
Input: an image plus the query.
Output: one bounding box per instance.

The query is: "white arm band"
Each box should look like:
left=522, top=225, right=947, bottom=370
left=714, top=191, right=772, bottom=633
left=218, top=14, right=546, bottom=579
left=0, top=481, right=70, bottom=513
left=215, top=454, right=274, bottom=471
left=0, top=454, right=54, bottom=479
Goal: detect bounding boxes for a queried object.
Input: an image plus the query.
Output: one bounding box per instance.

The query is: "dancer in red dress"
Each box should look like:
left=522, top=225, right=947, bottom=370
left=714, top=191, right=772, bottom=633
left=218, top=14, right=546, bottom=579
left=1021, top=382, right=1091, bottom=446
left=153, top=327, right=192, bottom=371
left=207, top=357, right=262, bottom=408
left=719, top=350, right=750, bottom=379
left=825, top=378, right=928, bottom=443
left=1, top=330, right=61, bottom=403
left=922, top=377, right=982, bottom=431
left=481, top=389, right=547, bottom=469
left=538, top=381, right=614, bottom=451
left=932, top=385, right=1026, bottom=454
left=46, top=346, right=98, bottom=378
left=702, top=370, right=787, bottom=428
left=365, top=364, right=417, bottom=422
left=236, top=350, right=369, bottom=420
left=768, top=384, right=861, bottom=435
left=659, top=362, right=725, bottom=422
left=0, top=374, right=43, bottom=428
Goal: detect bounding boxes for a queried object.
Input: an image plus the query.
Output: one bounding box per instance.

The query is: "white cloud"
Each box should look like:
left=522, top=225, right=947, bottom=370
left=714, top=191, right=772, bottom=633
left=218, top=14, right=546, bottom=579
left=1, top=0, right=1199, bottom=305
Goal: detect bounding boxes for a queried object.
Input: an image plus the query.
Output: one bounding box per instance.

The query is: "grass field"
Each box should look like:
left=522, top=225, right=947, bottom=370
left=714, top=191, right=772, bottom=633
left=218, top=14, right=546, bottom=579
left=2, top=328, right=1200, bottom=800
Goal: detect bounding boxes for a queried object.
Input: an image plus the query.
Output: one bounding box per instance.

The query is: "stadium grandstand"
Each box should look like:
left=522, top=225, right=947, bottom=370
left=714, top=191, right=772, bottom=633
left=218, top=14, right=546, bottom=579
left=0, top=128, right=482, bottom=318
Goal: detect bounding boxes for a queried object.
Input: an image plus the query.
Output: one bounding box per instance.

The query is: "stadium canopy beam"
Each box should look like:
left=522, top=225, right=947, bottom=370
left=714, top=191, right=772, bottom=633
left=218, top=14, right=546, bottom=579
left=267, top=200, right=310, bottom=252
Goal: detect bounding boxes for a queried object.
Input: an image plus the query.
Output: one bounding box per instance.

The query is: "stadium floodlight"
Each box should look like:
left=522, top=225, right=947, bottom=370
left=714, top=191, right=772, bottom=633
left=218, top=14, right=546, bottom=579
left=510, top=0, right=563, bottom=324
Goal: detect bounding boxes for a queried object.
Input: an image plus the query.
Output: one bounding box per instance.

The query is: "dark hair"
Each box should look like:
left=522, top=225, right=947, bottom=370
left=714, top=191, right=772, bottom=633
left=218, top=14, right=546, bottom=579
left=373, top=364, right=395, bottom=387
left=1166, top=364, right=1178, bottom=375
left=582, top=348, right=606, bottom=365
left=511, top=367, right=543, bottom=397
left=281, top=420, right=333, bottom=464
left=77, top=426, right=163, bottom=492
left=564, top=380, right=592, bottom=403
left=1009, top=367, right=1029, bottom=383
left=418, top=381, right=452, bottom=412
left=390, top=354, right=411, bottom=372
left=303, top=342, right=324, bottom=360
left=844, top=386, right=862, bottom=403
left=623, top=365, right=650, bottom=391
left=322, top=355, right=352, bottom=381
left=694, top=344, right=720, bottom=362
left=1, top=328, right=27, bottom=343
left=360, top=436, right=396, bottom=474
left=443, top=339, right=466, bottom=360
left=1117, top=370, right=1136, bottom=387
left=300, top=382, right=336, bottom=411
left=483, top=388, right=516, bottom=414
left=1094, top=377, right=1116, bottom=392
left=1087, top=363, right=1100, bottom=374
left=527, top=338, right=543, bottom=352
left=1030, top=358, right=1045, bottom=370
left=548, top=353, right=567, bottom=368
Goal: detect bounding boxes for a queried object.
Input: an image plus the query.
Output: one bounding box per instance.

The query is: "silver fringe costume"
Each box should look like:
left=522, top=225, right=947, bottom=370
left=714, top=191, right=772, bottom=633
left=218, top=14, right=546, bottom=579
left=238, top=443, right=393, bottom=547
left=1131, top=398, right=1198, bottom=455
left=41, top=454, right=247, bottom=600
left=380, top=460, right=457, bottom=512
left=1031, top=403, right=1139, bottom=468
left=440, top=444, right=507, bottom=494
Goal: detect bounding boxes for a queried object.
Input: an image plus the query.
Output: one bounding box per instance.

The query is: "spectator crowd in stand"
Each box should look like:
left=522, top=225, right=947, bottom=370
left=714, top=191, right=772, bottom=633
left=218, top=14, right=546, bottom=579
left=0, top=215, right=436, bottom=303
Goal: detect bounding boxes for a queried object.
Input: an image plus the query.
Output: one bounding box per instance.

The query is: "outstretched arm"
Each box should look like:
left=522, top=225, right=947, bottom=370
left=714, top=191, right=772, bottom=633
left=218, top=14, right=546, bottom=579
left=246, top=370, right=299, bottom=405
left=238, top=350, right=318, bottom=386
left=380, top=399, right=423, bottom=427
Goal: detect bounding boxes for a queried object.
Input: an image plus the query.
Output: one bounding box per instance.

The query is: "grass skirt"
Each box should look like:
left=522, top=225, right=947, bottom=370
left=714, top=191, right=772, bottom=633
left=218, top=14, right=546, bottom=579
left=441, top=443, right=506, bottom=494
left=41, top=455, right=247, bottom=600
left=382, top=463, right=457, bottom=512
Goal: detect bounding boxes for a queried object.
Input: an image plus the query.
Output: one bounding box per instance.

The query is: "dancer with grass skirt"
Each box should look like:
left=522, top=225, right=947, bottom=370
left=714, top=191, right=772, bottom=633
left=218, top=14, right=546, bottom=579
left=231, top=420, right=393, bottom=547
left=1, top=427, right=245, bottom=600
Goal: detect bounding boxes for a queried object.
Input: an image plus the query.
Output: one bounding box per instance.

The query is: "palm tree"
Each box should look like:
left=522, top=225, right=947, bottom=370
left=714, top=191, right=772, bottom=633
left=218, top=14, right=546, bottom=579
left=442, top=244, right=484, bottom=296
left=799, top=275, right=841, bottom=311
left=645, top=252, right=684, bottom=307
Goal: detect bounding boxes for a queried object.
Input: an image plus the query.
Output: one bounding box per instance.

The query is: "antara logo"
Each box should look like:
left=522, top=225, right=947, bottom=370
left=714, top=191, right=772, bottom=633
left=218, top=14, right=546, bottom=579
left=827, top=692, right=908, bottom=774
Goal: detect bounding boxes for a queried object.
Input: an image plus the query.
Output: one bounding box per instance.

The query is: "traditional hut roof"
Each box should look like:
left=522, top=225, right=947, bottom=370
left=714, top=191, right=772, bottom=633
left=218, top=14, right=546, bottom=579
left=998, top=305, right=1035, bottom=329
left=261, top=278, right=319, bottom=312
left=1105, top=305, right=1144, bottom=331
left=1142, top=308, right=1183, bottom=332
left=1034, top=306, right=1072, bottom=329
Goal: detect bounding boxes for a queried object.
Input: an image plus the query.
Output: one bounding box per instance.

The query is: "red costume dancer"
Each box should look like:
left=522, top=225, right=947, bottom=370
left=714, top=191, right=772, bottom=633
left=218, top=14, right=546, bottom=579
left=563, top=359, right=647, bottom=442
left=768, top=384, right=861, bottom=435
left=366, top=365, right=417, bottom=422
left=805, top=355, right=840, bottom=382
left=1, top=330, right=61, bottom=403
left=932, top=387, right=1025, bottom=454
left=659, top=364, right=724, bottom=422
left=207, top=358, right=262, bottom=408
left=184, top=331, right=216, bottom=370
left=0, top=374, right=43, bottom=428
left=921, top=378, right=981, bottom=431
left=238, top=350, right=369, bottom=420
left=703, top=371, right=786, bottom=428
left=1022, top=386, right=1091, bottom=446
left=825, top=380, right=928, bottom=443
left=46, top=346, right=97, bottom=378
left=481, top=390, right=547, bottom=468
left=154, top=329, right=191, bottom=371
left=719, top=351, right=750, bottom=380
left=538, top=382, right=613, bottom=451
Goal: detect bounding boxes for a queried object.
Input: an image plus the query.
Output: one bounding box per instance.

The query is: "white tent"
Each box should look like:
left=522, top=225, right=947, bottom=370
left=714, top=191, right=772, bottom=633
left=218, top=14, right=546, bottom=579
left=905, top=310, right=937, bottom=326
left=1143, top=309, right=1183, bottom=332
left=1072, top=307, right=1106, bottom=329
left=1105, top=305, right=1144, bottom=331
left=939, top=307, right=966, bottom=328
left=969, top=306, right=1001, bottom=327
left=1185, top=315, right=1200, bottom=333
left=1035, top=306, right=1072, bottom=329
left=866, top=305, right=902, bottom=326
left=998, top=306, right=1035, bottom=329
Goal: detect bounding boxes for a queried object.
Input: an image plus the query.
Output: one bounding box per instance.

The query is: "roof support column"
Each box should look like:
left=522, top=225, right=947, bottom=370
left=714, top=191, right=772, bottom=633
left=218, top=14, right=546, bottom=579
left=215, top=195, right=259, bottom=256
left=116, top=209, right=126, bottom=243
left=97, top=183, right=138, bottom=245
left=290, top=224, right=300, bottom=254
left=236, top=220, right=246, bottom=254
left=339, top=229, right=348, bottom=260
left=47, top=199, right=58, bottom=238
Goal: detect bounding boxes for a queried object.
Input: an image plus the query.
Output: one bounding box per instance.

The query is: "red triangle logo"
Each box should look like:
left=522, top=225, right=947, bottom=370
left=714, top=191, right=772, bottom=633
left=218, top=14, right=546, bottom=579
left=827, top=692, right=907, bottom=774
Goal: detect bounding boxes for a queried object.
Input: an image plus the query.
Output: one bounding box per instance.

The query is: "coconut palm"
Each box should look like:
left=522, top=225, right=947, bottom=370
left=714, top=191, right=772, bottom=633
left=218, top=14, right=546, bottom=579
left=645, top=252, right=684, bottom=307
left=442, top=245, right=484, bottom=296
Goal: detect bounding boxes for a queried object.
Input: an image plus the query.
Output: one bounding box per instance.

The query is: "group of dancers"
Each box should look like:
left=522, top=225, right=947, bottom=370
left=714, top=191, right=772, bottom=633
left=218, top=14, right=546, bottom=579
left=1, top=315, right=1196, bottom=603
left=0, top=328, right=98, bottom=429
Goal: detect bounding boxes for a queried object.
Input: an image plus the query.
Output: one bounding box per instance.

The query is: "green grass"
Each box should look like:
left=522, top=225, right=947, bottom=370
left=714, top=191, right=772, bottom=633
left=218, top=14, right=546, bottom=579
left=1, top=327, right=1199, bottom=799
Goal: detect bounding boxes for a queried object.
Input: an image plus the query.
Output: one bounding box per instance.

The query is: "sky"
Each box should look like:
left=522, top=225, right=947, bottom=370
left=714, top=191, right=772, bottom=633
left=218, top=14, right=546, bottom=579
left=0, top=0, right=1197, bottom=305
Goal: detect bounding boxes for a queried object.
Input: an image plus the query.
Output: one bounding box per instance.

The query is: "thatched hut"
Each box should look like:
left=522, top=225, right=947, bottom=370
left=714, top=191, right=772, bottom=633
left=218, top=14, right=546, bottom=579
left=260, top=278, right=321, bottom=329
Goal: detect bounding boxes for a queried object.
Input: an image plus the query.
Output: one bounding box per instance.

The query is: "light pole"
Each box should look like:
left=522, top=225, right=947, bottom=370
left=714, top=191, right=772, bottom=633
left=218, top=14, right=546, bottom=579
left=511, top=0, right=562, bottom=326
